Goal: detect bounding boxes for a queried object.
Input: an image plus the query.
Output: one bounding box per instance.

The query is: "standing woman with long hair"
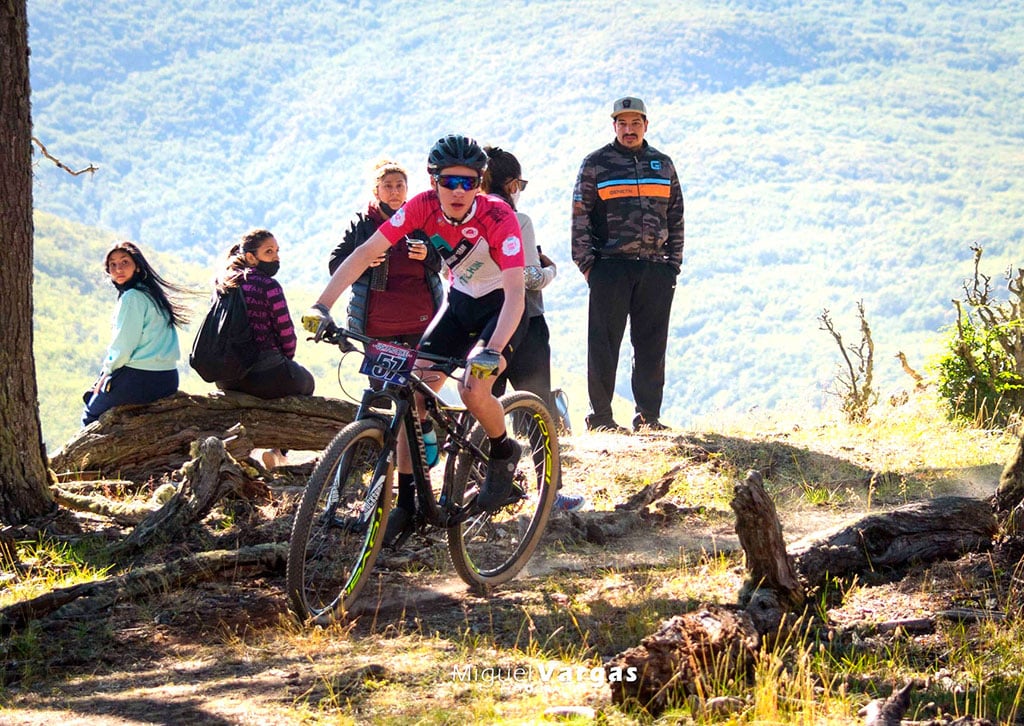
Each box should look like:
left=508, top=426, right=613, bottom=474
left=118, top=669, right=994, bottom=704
left=481, top=146, right=557, bottom=413
left=482, top=146, right=585, bottom=512
left=216, top=229, right=314, bottom=400
left=82, top=241, right=190, bottom=425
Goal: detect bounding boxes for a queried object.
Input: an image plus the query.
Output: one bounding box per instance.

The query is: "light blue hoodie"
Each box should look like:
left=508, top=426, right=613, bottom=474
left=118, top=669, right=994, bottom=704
left=101, top=288, right=179, bottom=375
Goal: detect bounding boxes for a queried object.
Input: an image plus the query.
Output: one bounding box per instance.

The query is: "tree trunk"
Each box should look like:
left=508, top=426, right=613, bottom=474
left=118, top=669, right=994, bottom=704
left=732, top=470, right=804, bottom=609
left=0, top=0, right=55, bottom=525
left=50, top=391, right=357, bottom=482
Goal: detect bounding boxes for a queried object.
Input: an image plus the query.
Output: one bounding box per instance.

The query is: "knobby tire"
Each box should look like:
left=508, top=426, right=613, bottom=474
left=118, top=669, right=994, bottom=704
left=446, top=391, right=559, bottom=591
left=285, top=418, right=392, bottom=624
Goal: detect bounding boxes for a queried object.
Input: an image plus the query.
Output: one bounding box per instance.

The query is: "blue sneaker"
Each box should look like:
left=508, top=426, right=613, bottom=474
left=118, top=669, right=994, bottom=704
left=423, top=425, right=440, bottom=468
left=553, top=492, right=585, bottom=512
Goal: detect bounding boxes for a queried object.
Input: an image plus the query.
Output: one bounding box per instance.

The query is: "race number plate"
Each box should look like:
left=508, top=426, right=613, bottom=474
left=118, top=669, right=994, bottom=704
left=359, top=341, right=417, bottom=385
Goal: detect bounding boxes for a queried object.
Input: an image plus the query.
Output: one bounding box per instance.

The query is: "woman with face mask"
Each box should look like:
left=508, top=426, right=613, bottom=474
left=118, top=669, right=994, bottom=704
left=83, top=241, right=191, bottom=426
left=216, top=229, right=315, bottom=403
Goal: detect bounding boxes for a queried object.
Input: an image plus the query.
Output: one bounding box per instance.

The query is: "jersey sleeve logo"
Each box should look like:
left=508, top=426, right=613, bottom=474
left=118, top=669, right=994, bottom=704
left=502, top=235, right=522, bottom=257
left=390, top=207, right=406, bottom=227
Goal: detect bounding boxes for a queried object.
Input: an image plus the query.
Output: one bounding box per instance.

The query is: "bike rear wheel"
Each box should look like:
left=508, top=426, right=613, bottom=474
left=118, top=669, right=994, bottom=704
left=446, top=391, right=559, bottom=591
left=286, top=419, right=392, bottom=624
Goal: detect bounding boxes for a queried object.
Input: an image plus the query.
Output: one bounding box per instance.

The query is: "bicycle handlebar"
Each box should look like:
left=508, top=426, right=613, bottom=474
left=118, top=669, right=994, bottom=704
left=315, top=323, right=468, bottom=378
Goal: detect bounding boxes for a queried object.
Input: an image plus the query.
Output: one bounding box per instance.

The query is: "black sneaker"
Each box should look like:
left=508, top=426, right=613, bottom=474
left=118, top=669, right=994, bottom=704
left=383, top=505, right=415, bottom=548
left=477, top=440, right=522, bottom=512
left=632, top=414, right=671, bottom=432
left=585, top=414, right=629, bottom=433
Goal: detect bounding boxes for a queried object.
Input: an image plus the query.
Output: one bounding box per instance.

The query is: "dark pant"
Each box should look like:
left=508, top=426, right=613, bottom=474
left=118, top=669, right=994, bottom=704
left=219, top=352, right=315, bottom=399
left=586, top=259, right=676, bottom=422
left=493, top=314, right=554, bottom=414
left=82, top=367, right=179, bottom=425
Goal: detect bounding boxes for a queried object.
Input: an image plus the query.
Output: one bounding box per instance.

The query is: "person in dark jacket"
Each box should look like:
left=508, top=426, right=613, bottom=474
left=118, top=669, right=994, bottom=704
left=217, top=229, right=315, bottom=468
left=571, top=96, right=684, bottom=433
left=217, top=229, right=314, bottom=401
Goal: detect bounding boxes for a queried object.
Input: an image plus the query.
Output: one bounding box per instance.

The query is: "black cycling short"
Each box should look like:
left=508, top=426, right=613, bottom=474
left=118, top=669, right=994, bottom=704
left=418, top=288, right=527, bottom=361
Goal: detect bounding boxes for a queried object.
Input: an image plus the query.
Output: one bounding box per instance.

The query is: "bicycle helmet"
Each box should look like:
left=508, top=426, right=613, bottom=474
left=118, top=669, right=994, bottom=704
left=427, top=134, right=488, bottom=174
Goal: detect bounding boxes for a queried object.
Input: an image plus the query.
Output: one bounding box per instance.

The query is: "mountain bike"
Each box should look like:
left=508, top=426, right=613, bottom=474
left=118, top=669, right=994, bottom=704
left=285, top=323, right=559, bottom=625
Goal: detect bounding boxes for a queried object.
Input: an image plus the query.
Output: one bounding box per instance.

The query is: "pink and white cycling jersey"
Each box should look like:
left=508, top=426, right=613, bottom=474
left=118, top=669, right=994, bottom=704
left=379, top=191, right=524, bottom=298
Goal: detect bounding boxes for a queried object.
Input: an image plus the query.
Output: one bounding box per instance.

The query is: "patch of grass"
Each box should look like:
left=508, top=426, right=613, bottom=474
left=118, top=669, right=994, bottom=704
left=1, top=537, right=114, bottom=608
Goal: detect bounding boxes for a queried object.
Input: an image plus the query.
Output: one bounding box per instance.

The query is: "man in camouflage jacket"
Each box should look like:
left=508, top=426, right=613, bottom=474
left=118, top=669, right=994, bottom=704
left=571, top=96, right=685, bottom=433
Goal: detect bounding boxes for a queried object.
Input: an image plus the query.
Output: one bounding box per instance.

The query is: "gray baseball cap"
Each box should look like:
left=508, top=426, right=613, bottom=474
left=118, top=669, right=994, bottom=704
left=611, top=96, right=647, bottom=118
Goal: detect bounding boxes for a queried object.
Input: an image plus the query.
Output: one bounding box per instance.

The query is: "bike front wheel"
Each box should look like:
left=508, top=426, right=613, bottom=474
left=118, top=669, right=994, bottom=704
left=285, top=418, right=392, bottom=624
left=446, top=391, right=559, bottom=591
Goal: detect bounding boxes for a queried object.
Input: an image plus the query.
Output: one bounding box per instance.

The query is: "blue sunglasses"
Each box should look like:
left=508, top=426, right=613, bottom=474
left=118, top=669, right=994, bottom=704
left=434, top=174, right=481, bottom=191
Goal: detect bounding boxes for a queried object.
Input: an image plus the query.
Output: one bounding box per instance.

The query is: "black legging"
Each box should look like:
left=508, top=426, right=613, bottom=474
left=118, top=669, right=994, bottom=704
left=218, top=352, right=314, bottom=399
left=492, top=314, right=554, bottom=415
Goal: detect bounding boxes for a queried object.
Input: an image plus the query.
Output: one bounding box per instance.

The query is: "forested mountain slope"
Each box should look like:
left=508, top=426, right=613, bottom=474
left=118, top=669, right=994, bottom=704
left=28, top=0, right=1024, bottom=446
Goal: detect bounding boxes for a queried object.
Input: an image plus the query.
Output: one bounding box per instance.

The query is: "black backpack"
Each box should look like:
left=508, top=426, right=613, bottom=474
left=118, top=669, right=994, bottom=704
left=189, top=286, right=258, bottom=383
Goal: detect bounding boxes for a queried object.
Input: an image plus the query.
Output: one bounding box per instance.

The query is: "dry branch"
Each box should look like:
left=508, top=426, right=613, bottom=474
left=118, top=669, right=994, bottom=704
left=30, top=136, right=98, bottom=176
left=51, top=485, right=171, bottom=526
left=0, top=543, right=286, bottom=632
left=113, top=436, right=247, bottom=557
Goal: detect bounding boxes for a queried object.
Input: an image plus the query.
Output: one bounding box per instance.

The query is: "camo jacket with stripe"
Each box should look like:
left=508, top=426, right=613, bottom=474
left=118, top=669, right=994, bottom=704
left=571, top=140, right=685, bottom=275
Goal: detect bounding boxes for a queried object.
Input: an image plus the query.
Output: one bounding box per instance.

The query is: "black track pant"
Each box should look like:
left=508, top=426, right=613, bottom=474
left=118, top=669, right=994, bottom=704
left=586, top=258, right=676, bottom=422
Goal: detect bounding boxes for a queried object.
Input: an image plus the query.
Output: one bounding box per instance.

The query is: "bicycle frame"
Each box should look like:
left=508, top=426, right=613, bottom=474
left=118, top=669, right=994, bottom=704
left=327, top=326, right=490, bottom=529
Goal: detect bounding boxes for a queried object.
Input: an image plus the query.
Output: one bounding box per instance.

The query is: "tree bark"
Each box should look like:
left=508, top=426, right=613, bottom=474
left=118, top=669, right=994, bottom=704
left=606, top=605, right=760, bottom=716
left=995, top=431, right=1024, bottom=533
left=50, top=391, right=357, bottom=481
left=861, top=681, right=913, bottom=726
left=0, top=0, right=55, bottom=524
left=113, top=436, right=250, bottom=557
left=732, top=470, right=804, bottom=611
left=789, top=496, right=997, bottom=587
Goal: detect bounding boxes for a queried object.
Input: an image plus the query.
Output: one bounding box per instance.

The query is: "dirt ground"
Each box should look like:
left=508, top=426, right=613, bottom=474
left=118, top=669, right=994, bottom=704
left=0, top=429, right=1015, bottom=725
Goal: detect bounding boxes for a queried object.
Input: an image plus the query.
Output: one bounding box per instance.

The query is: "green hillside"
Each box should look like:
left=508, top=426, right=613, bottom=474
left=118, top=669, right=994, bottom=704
left=27, top=0, right=1024, bottom=435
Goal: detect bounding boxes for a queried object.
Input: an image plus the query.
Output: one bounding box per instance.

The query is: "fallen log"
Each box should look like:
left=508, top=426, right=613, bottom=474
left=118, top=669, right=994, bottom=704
left=0, top=543, right=287, bottom=633
left=49, top=391, right=356, bottom=481
left=789, top=496, right=997, bottom=588
left=607, top=472, right=1001, bottom=714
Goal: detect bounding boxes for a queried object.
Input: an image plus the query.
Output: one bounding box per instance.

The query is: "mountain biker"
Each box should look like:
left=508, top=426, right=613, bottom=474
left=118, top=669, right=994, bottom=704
left=302, top=134, right=528, bottom=545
